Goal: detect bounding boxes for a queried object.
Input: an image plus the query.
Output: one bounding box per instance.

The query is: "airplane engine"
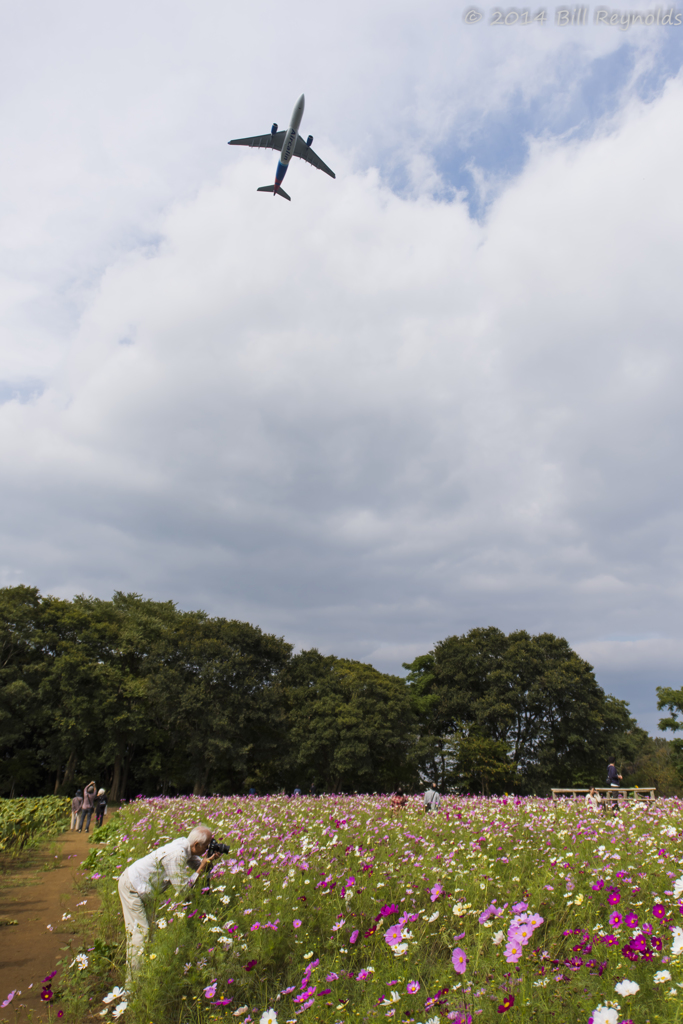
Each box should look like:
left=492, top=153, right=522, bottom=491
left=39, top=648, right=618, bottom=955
left=306, top=135, right=313, bottom=147
left=271, top=123, right=278, bottom=134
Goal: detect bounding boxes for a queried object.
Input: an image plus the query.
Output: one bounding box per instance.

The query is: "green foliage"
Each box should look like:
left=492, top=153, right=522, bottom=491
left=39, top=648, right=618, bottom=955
left=0, top=584, right=643, bottom=799
left=0, top=795, right=70, bottom=851
left=405, top=627, right=634, bottom=795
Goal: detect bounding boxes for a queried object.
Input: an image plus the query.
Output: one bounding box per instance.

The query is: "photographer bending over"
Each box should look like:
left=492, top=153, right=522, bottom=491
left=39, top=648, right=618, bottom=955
left=118, top=825, right=221, bottom=985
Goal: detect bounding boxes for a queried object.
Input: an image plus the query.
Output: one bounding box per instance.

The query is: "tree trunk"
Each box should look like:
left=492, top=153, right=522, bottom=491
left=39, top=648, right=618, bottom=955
left=111, top=752, right=123, bottom=803
left=54, top=770, right=61, bottom=794
left=120, top=753, right=131, bottom=801
left=62, top=750, right=78, bottom=789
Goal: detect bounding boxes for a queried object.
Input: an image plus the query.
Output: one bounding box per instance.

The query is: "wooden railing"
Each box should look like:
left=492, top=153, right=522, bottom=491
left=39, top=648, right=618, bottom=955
left=550, top=787, right=656, bottom=801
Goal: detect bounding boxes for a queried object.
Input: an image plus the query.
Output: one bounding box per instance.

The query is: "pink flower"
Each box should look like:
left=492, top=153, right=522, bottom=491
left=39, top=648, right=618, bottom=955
left=1, top=992, right=16, bottom=1009
left=293, top=919, right=302, bottom=929
left=451, top=947, right=467, bottom=974
left=406, top=981, right=420, bottom=994
left=430, top=883, right=444, bottom=902
left=609, top=912, right=622, bottom=928
left=356, top=970, right=370, bottom=981
left=384, top=924, right=403, bottom=947
left=350, top=930, right=359, bottom=944
left=504, top=940, right=523, bottom=963
left=203, top=982, right=217, bottom=1000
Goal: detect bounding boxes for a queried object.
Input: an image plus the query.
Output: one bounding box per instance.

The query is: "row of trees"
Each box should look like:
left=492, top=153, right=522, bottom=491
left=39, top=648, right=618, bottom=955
left=0, top=585, right=672, bottom=799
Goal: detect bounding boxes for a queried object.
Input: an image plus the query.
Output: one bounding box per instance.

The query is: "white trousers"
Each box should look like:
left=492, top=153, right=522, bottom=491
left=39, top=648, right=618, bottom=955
left=118, top=868, right=150, bottom=985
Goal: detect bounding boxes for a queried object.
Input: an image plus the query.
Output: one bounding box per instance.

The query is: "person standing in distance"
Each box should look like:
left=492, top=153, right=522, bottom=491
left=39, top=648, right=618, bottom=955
left=77, top=780, right=97, bottom=832
left=607, top=758, right=622, bottom=812
left=118, top=825, right=221, bottom=985
left=424, top=782, right=441, bottom=813
left=70, top=789, right=83, bottom=830
left=95, top=788, right=107, bottom=828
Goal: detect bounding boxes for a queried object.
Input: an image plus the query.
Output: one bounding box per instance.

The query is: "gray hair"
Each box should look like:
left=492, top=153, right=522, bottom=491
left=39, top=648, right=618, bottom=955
left=187, top=825, right=213, bottom=846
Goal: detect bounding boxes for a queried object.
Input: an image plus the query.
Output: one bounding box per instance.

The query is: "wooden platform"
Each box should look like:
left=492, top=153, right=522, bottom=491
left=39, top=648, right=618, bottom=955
left=551, top=787, right=656, bottom=801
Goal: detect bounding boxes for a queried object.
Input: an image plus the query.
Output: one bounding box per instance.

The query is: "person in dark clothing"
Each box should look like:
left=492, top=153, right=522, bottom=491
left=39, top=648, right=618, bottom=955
left=70, top=790, right=83, bottom=831
left=78, top=781, right=97, bottom=832
left=607, top=759, right=622, bottom=811
left=95, top=788, right=107, bottom=828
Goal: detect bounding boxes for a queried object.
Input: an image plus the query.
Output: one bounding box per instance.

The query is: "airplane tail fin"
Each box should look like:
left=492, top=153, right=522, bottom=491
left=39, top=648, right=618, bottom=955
left=257, top=184, right=291, bottom=201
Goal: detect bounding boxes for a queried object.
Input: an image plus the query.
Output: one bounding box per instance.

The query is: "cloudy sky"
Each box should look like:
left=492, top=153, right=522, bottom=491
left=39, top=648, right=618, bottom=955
left=1, top=0, right=682, bottom=732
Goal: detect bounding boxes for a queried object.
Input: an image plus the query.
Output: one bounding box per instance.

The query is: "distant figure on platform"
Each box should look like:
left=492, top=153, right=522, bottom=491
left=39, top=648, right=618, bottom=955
left=95, top=788, right=108, bottom=828
left=78, top=780, right=97, bottom=832
left=70, top=789, right=83, bottom=830
left=293, top=786, right=302, bottom=797
left=607, top=759, right=622, bottom=811
left=585, top=787, right=602, bottom=813
left=424, top=782, right=441, bottom=813
left=391, top=788, right=408, bottom=811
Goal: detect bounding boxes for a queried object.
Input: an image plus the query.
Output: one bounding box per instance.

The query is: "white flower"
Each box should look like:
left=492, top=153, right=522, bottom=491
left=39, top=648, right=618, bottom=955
left=673, top=926, right=683, bottom=955
left=303, top=951, right=315, bottom=960
left=654, top=970, right=672, bottom=984
left=533, top=977, right=549, bottom=987
left=674, top=876, right=683, bottom=899
left=591, top=1007, right=618, bottom=1024
left=426, top=1017, right=441, bottom=1024
left=492, top=930, right=505, bottom=946
left=156, top=918, right=167, bottom=929
left=61, top=912, right=71, bottom=921
left=233, top=1007, right=249, bottom=1017
left=75, top=954, right=89, bottom=971
left=103, top=988, right=126, bottom=1005
left=210, top=926, right=223, bottom=933
left=670, top=988, right=679, bottom=996
left=614, top=980, right=639, bottom=996
left=427, top=911, right=439, bottom=923
left=221, top=895, right=231, bottom=904
left=379, top=992, right=401, bottom=1007
left=260, top=1010, right=277, bottom=1024
left=111, top=1002, right=127, bottom=1019
left=392, top=943, right=409, bottom=957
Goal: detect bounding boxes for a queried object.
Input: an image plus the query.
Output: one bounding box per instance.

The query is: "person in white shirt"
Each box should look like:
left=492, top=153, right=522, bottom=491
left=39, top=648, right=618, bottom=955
left=118, top=825, right=220, bottom=984
left=424, top=783, right=442, bottom=812
left=585, top=787, right=602, bottom=813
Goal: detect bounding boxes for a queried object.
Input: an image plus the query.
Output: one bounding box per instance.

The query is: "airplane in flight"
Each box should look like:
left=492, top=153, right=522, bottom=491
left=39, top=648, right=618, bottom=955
left=228, top=94, right=335, bottom=201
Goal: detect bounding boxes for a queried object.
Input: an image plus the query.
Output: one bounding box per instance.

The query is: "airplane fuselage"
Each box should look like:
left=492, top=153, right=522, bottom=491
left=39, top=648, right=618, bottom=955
left=275, top=94, right=305, bottom=189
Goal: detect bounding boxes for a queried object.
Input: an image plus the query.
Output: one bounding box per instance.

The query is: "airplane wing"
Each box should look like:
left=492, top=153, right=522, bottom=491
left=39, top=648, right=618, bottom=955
left=293, top=137, right=336, bottom=179
left=228, top=131, right=286, bottom=151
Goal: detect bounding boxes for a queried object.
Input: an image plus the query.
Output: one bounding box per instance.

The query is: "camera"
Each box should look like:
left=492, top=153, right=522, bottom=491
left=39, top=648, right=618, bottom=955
left=207, top=837, right=230, bottom=857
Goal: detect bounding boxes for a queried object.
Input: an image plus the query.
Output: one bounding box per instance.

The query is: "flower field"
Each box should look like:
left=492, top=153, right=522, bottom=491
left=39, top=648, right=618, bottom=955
left=75, top=794, right=683, bottom=1024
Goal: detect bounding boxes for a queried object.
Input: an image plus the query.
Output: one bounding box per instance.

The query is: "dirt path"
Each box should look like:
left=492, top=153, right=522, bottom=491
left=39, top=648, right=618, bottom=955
left=0, top=827, right=98, bottom=1017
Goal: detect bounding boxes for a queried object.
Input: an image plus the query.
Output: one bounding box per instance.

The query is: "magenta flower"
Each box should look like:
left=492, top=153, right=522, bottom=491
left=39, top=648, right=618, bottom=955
left=430, top=883, right=444, bottom=902
left=203, top=981, right=217, bottom=999
left=653, top=904, right=666, bottom=919
left=245, top=960, right=257, bottom=971
left=293, top=919, right=302, bottom=929
left=406, top=981, right=420, bottom=994
left=625, top=912, right=638, bottom=928
left=608, top=892, right=621, bottom=906
left=592, top=880, right=605, bottom=891
left=497, top=993, right=515, bottom=1013
left=385, top=924, right=403, bottom=947
left=211, top=999, right=233, bottom=1007
left=504, top=940, right=523, bottom=964
left=380, top=904, right=399, bottom=917
left=356, top=969, right=370, bottom=981
left=350, top=930, right=359, bottom=944
left=326, top=973, right=339, bottom=982
left=511, top=901, right=528, bottom=913
left=609, top=912, right=622, bottom=928
left=451, top=947, right=467, bottom=974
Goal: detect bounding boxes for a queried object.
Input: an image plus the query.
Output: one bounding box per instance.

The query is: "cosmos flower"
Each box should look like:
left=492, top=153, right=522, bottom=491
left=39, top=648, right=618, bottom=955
left=625, top=912, right=638, bottom=928
left=653, top=904, right=667, bottom=919
left=384, top=924, right=403, bottom=947
left=430, top=883, right=444, bottom=902
left=204, top=981, right=217, bottom=999
left=608, top=893, right=621, bottom=906
left=350, top=930, right=359, bottom=944
left=654, top=970, right=672, bottom=983
left=614, top=979, right=639, bottom=996
left=292, top=920, right=302, bottom=929
left=406, top=981, right=420, bottom=994
left=608, top=912, right=622, bottom=928
left=497, top=994, right=514, bottom=1013
left=451, top=947, right=467, bottom=974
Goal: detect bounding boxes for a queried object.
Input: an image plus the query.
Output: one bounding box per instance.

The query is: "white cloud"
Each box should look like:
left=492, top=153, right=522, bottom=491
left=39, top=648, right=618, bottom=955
left=0, top=2, right=682, bottom=733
